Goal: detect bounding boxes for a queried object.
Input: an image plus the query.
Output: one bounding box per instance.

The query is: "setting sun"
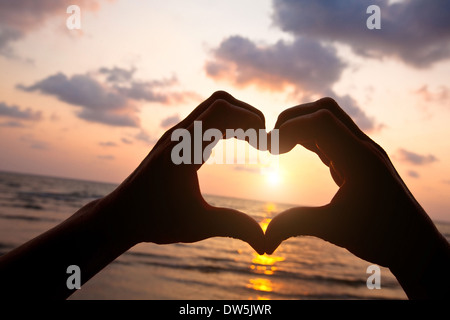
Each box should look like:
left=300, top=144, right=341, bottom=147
left=262, top=168, right=281, bottom=186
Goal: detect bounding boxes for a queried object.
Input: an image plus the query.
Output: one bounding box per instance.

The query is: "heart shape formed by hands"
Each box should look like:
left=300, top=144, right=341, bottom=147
left=2, top=91, right=445, bottom=301
left=121, top=90, right=436, bottom=272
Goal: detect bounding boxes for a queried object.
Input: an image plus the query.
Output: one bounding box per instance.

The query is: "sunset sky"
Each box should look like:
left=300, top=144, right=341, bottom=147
left=1, top=0, right=450, bottom=222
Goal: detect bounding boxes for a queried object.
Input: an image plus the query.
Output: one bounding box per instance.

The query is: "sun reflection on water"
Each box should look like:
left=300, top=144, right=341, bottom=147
left=246, top=209, right=285, bottom=299
left=251, top=253, right=285, bottom=275
left=246, top=278, right=273, bottom=292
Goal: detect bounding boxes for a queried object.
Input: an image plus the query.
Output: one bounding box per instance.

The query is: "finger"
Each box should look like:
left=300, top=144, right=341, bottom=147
left=170, top=99, right=266, bottom=170
left=271, top=99, right=352, bottom=165
left=155, top=91, right=265, bottom=149
left=275, top=97, right=369, bottom=142
left=276, top=109, right=366, bottom=178
left=203, top=207, right=265, bottom=255
left=197, top=99, right=266, bottom=168
left=274, top=97, right=390, bottom=160
left=269, top=129, right=331, bottom=167
left=179, top=91, right=265, bottom=132
left=330, top=165, right=344, bottom=187
left=265, top=206, right=335, bottom=254
left=197, top=99, right=265, bottom=136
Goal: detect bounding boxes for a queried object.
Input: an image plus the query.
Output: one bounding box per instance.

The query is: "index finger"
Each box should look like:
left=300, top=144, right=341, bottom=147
left=169, top=99, right=267, bottom=170
left=277, top=108, right=369, bottom=179
left=275, top=97, right=368, bottom=142
left=155, top=91, right=265, bottom=149
left=274, top=97, right=388, bottom=160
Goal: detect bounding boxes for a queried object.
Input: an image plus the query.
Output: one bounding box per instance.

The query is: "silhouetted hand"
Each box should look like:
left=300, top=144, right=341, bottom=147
left=265, top=97, right=450, bottom=299
left=0, top=91, right=266, bottom=299
left=103, top=91, right=265, bottom=253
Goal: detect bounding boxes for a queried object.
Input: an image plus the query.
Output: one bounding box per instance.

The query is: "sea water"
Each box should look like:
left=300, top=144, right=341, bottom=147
left=1, top=171, right=448, bottom=300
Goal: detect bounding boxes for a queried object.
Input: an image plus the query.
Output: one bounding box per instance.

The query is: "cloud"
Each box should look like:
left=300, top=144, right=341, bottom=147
left=272, top=0, right=450, bottom=68
left=0, top=121, right=26, bottom=128
left=160, top=114, right=180, bottom=129
left=97, top=155, right=115, bottom=160
left=0, top=101, right=42, bottom=120
left=134, top=129, right=157, bottom=145
left=206, top=36, right=378, bottom=131
left=99, top=141, right=117, bottom=147
left=18, top=71, right=139, bottom=127
left=0, top=0, right=111, bottom=57
left=117, top=81, right=175, bottom=104
left=396, top=148, right=438, bottom=166
left=18, top=72, right=127, bottom=109
left=0, top=27, right=22, bottom=57
left=20, top=134, right=49, bottom=150
left=18, top=67, right=197, bottom=127
left=207, top=36, right=344, bottom=93
left=206, top=0, right=450, bottom=129
left=98, top=66, right=136, bottom=83
left=407, top=170, right=420, bottom=178
left=414, top=85, right=450, bottom=104
left=99, top=67, right=192, bottom=104
left=121, top=137, right=133, bottom=145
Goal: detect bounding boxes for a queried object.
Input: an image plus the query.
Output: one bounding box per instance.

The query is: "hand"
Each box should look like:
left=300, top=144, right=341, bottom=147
left=102, top=91, right=266, bottom=254
left=0, top=91, right=267, bottom=300
left=265, top=97, right=450, bottom=299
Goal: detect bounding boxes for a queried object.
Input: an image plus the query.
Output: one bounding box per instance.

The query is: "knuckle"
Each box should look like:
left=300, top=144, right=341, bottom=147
left=318, top=96, right=340, bottom=111
left=277, top=108, right=290, bottom=121
left=315, top=108, right=336, bottom=125
left=318, top=96, right=337, bottom=106
left=209, top=98, right=230, bottom=115
left=276, top=107, right=295, bottom=125
left=210, top=90, right=233, bottom=101
left=313, top=109, right=341, bottom=138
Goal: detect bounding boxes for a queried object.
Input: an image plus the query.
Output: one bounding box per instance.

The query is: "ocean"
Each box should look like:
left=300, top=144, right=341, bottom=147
left=0, top=170, right=448, bottom=300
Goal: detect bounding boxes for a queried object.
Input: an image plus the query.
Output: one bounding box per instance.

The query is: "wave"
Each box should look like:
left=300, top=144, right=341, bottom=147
left=17, top=191, right=105, bottom=202
left=125, top=250, right=179, bottom=261
left=0, top=242, right=16, bottom=257
left=122, top=250, right=253, bottom=276
left=120, top=249, right=400, bottom=291
left=0, top=212, right=59, bottom=223
left=11, top=203, right=44, bottom=210
left=155, top=268, right=398, bottom=300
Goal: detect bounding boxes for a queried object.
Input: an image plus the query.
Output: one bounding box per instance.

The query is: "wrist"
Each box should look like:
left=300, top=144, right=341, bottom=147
left=88, top=195, right=141, bottom=251
left=389, top=219, right=450, bottom=299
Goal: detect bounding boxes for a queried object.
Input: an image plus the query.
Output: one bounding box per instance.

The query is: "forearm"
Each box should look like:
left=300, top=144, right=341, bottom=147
left=0, top=197, right=136, bottom=299
left=389, top=219, right=450, bottom=300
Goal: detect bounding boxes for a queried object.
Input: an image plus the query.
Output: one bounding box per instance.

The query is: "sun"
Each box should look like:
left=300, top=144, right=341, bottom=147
left=266, top=171, right=280, bottom=185
left=263, top=169, right=281, bottom=186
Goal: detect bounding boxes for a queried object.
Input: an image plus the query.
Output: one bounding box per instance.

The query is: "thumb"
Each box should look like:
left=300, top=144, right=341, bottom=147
left=265, top=205, right=335, bottom=254
left=204, top=207, right=265, bottom=255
